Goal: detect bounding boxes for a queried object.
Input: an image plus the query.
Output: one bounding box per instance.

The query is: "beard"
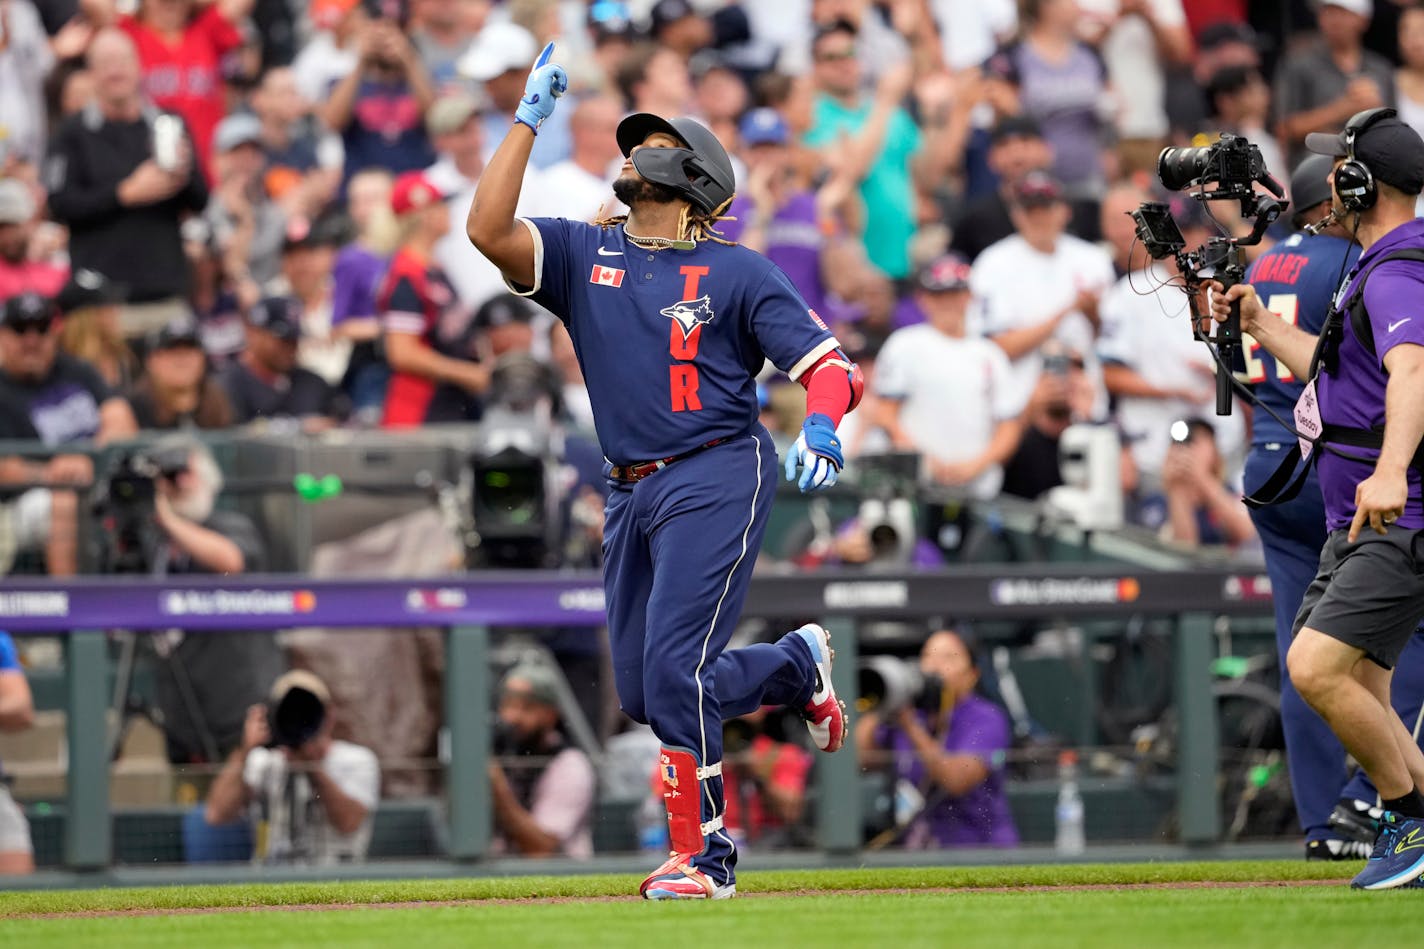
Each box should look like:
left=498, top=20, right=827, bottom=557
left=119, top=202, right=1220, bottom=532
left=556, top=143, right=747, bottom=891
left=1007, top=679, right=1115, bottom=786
left=612, top=174, right=683, bottom=209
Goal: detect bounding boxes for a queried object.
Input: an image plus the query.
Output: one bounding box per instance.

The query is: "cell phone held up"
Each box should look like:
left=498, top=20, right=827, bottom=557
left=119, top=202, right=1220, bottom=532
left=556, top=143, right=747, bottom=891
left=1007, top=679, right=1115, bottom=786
left=151, top=113, right=186, bottom=174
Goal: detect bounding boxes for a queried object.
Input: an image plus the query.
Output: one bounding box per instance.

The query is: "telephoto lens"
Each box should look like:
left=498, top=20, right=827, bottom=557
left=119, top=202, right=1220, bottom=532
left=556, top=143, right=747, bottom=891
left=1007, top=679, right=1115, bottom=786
left=1157, top=146, right=1214, bottom=191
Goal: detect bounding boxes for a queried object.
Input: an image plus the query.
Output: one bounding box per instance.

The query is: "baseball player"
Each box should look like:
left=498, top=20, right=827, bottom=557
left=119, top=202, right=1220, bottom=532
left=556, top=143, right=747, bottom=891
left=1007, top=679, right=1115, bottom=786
left=1243, top=154, right=1424, bottom=860
left=468, top=45, right=861, bottom=900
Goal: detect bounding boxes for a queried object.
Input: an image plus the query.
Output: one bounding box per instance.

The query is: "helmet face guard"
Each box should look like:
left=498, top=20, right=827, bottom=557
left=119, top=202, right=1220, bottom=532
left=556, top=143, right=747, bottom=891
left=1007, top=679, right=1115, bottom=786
left=629, top=145, right=732, bottom=214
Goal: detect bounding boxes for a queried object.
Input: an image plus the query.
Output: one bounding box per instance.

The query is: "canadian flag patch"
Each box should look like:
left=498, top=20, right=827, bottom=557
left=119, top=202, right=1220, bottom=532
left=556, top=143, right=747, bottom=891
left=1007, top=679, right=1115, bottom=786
left=590, top=265, right=625, bottom=287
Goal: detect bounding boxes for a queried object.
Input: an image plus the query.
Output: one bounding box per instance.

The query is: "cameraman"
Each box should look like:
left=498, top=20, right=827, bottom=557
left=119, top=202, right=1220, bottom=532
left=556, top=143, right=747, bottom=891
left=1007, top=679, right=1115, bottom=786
left=1237, top=153, right=1401, bottom=861
left=489, top=663, right=595, bottom=859
left=1211, top=109, right=1424, bottom=889
left=1157, top=418, right=1256, bottom=550
left=204, top=670, right=380, bottom=865
left=143, top=437, right=282, bottom=765
left=854, top=630, right=1017, bottom=849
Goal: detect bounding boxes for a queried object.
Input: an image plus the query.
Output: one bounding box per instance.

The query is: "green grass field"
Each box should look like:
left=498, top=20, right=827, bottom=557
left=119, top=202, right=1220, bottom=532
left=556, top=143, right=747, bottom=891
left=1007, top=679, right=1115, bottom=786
left=0, top=861, right=1413, bottom=949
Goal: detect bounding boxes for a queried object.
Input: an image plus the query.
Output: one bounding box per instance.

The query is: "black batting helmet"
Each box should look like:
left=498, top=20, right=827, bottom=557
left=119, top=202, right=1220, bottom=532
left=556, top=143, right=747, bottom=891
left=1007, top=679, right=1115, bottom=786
left=1289, top=153, right=1336, bottom=227
left=615, top=113, right=736, bottom=215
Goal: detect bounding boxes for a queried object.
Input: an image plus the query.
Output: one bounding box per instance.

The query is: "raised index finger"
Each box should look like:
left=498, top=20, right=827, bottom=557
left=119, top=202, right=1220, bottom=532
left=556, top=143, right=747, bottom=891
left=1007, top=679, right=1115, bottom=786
left=534, top=41, right=555, bottom=70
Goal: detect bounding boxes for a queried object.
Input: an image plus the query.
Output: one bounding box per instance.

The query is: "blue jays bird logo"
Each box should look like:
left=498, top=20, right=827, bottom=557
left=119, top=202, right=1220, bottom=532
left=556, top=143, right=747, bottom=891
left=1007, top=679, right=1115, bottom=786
left=661, top=294, right=716, bottom=341
left=660, top=754, right=680, bottom=796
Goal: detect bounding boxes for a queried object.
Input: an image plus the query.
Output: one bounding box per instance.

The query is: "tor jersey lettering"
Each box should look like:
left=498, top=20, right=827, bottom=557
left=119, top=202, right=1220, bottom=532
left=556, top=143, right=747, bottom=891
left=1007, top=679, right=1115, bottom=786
left=509, top=217, right=837, bottom=465
left=1242, top=232, right=1359, bottom=447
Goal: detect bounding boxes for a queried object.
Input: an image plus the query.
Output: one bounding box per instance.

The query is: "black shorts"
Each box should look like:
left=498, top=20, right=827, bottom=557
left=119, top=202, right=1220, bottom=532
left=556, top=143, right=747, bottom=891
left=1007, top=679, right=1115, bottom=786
left=1293, top=527, right=1424, bottom=668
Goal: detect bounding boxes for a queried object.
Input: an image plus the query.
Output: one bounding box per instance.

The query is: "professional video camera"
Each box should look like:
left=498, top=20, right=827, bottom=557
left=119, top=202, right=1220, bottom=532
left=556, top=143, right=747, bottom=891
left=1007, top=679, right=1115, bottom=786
left=91, top=445, right=190, bottom=574
left=1129, top=133, right=1288, bottom=417
left=469, top=406, right=563, bottom=569
left=857, top=656, right=947, bottom=716
left=853, top=452, right=920, bottom=566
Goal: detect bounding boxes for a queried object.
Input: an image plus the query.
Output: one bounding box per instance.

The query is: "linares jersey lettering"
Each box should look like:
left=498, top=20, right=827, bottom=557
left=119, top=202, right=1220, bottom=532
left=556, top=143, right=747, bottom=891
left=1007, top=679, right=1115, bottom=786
left=1242, top=231, right=1359, bottom=446
left=512, top=217, right=837, bottom=465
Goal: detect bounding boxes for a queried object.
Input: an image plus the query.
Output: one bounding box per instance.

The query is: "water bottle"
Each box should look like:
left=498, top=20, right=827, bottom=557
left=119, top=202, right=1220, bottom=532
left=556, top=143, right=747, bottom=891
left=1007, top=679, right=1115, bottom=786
left=635, top=794, right=668, bottom=852
left=1054, top=749, right=1086, bottom=855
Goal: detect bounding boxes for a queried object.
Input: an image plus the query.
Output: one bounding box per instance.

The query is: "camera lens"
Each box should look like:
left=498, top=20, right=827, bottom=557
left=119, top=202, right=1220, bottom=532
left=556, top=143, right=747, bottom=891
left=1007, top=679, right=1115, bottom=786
left=1157, top=146, right=1215, bottom=191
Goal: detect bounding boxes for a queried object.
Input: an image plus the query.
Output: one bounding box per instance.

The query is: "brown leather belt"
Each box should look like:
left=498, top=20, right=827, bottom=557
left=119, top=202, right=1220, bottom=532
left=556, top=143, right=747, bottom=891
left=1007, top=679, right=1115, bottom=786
left=608, top=437, right=731, bottom=483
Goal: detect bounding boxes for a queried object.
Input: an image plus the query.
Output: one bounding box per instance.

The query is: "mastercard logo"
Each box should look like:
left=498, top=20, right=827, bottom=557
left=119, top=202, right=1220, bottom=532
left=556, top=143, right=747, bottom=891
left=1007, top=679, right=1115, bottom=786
left=293, top=590, right=317, bottom=613
left=1116, top=578, right=1140, bottom=603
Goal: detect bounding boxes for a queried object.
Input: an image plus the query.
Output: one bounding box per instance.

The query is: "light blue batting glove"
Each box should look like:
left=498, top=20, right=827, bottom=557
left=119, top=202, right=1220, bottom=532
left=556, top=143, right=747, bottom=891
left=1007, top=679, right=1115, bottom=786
left=784, top=413, right=844, bottom=493
left=514, top=42, right=568, bottom=133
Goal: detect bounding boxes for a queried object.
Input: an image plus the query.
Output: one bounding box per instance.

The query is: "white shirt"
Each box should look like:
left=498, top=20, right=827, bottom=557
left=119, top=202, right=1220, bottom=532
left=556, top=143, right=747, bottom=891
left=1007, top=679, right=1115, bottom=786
left=430, top=158, right=540, bottom=314
left=292, top=32, right=359, bottom=104
left=930, top=0, right=1018, bottom=72
left=1097, top=264, right=1244, bottom=475
left=522, top=159, right=618, bottom=224
left=969, top=233, right=1117, bottom=418
left=876, top=323, right=1021, bottom=499
left=243, top=739, right=380, bottom=866
left=1077, top=0, right=1186, bottom=140
left=0, top=0, right=53, bottom=165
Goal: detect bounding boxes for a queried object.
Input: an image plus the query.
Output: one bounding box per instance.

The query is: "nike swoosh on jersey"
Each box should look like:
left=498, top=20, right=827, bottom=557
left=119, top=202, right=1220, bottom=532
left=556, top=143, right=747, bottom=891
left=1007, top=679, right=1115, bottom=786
left=1388, top=318, right=1412, bottom=333
left=597, top=247, right=623, bottom=257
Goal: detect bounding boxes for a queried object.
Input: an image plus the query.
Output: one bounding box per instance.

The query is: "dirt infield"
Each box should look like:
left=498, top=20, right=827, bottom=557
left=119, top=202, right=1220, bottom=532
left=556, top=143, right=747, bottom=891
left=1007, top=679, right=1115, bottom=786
left=11, top=878, right=1346, bottom=921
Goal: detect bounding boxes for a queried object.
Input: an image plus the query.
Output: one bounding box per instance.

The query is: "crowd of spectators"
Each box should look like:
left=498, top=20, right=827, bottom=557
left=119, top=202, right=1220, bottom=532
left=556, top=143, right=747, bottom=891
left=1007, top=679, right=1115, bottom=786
left=1, top=0, right=1413, bottom=569
left=0, top=0, right=1420, bottom=866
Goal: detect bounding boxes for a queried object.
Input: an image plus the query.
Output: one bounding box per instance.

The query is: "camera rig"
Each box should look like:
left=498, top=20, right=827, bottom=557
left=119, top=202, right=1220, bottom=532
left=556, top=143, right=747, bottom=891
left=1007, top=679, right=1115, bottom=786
left=1130, top=133, right=1288, bottom=417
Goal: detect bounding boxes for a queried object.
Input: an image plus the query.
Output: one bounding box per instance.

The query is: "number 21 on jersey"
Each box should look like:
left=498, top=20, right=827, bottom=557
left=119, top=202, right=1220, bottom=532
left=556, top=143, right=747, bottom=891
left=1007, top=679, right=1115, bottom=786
left=1242, top=294, right=1298, bottom=383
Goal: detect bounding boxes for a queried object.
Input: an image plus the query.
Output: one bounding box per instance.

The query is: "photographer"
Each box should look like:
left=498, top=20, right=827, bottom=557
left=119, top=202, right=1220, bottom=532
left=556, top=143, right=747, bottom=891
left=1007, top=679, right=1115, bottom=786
left=854, top=630, right=1017, bottom=849
left=1210, top=108, right=1424, bottom=889
left=1156, top=418, right=1256, bottom=550
left=139, top=437, right=282, bottom=765
left=320, top=10, right=436, bottom=182
left=204, top=670, right=379, bottom=865
left=489, top=663, right=595, bottom=859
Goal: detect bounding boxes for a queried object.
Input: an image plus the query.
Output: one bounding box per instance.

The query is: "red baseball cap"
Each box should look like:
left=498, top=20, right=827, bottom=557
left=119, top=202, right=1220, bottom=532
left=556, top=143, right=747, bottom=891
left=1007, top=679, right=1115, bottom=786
left=390, top=171, right=447, bottom=215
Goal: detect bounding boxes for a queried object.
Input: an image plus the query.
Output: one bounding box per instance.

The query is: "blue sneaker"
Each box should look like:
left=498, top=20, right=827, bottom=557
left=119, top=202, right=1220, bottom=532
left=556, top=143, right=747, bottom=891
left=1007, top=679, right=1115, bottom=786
left=1350, top=812, right=1424, bottom=890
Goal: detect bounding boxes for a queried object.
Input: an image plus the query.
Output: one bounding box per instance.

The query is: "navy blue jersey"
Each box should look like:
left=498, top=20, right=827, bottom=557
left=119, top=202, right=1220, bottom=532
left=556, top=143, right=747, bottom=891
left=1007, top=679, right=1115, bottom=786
left=1243, top=232, right=1359, bottom=446
left=514, top=218, right=837, bottom=465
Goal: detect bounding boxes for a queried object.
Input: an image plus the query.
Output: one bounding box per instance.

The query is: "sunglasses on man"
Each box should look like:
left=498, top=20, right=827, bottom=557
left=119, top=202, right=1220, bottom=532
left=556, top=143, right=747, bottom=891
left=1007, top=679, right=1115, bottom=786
left=3, top=317, right=54, bottom=336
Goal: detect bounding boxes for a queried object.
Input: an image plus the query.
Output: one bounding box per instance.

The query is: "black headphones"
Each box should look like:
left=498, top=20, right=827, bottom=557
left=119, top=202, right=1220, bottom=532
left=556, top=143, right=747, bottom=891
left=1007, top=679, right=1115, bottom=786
left=1335, top=107, right=1397, bottom=212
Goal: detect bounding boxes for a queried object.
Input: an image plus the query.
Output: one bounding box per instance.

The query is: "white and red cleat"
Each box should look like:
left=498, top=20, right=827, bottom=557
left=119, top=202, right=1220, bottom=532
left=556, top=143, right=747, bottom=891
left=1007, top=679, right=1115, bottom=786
left=640, top=853, right=736, bottom=900
left=795, top=624, right=846, bottom=753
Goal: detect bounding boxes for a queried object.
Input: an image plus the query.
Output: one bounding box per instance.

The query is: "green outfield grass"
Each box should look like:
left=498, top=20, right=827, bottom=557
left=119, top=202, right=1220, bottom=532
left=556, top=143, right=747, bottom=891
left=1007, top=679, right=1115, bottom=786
left=0, top=861, right=1412, bottom=949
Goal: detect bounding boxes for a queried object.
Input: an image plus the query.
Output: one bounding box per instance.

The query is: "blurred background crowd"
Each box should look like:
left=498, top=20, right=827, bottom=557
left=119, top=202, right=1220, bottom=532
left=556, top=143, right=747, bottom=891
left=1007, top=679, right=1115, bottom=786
left=0, top=0, right=1416, bottom=870
left=2, top=0, right=1421, bottom=566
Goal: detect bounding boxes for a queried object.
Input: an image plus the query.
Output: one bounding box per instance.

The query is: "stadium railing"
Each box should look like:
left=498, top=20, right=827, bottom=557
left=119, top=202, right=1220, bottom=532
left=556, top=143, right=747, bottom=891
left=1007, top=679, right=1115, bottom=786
left=0, top=563, right=1272, bottom=871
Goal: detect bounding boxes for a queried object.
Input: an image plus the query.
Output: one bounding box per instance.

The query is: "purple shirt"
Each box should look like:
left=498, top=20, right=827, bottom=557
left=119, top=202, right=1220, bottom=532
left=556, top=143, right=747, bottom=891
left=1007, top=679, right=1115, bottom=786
left=877, top=694, right=1018, bottom=848
left=1317, top=219, right=1424, bottom=531
left=723, top=193, right=828, bottom=316
left=891, top=296, right=928, bottom=330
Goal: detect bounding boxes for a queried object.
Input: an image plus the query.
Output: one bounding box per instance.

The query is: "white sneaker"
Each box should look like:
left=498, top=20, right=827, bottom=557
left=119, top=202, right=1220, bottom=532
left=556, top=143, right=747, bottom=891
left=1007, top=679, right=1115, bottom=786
left=795, top=624, right=846, bottom=753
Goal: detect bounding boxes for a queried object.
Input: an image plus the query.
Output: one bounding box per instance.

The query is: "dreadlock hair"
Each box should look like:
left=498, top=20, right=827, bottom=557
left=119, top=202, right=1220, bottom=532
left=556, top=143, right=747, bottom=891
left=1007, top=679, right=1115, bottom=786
left=594, top=195, right=739, bottom=247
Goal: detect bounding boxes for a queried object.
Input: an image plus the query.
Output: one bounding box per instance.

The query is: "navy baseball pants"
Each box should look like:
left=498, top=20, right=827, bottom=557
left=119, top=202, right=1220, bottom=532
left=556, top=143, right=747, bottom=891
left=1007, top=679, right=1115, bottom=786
left=1245, top=447, right=1424, bottom=839
left=602, top=425, right=814, bottom=884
